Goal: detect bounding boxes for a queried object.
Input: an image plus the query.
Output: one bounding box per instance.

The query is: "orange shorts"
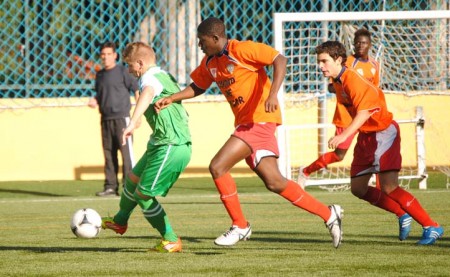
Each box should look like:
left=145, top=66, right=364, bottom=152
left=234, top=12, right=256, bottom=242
left=335, top=126, right=357, bottom=150
left=232, top=122, right=279, bottom=170
left=351, top=121, right=401, bottom=177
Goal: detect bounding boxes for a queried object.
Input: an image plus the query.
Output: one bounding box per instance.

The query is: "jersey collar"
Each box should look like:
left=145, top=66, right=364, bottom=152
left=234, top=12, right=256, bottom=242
left=216, top=40, right=229, bottom=57
left=334, top=66, right=347, bottom=83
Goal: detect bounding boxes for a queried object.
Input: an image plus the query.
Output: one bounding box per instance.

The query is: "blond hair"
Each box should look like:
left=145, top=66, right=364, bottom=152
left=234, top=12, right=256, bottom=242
left=122, top=42, right=156, bottom=64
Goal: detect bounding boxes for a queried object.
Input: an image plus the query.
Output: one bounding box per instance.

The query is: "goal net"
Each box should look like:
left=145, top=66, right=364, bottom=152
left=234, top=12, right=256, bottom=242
left=274, top=10, right=450, bottom=190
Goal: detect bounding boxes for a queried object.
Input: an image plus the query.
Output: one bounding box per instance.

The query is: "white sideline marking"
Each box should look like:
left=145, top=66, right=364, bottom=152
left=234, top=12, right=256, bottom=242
left=0, top=192, right=269, bottom=204
left=0, top=190, right=448, bottom=204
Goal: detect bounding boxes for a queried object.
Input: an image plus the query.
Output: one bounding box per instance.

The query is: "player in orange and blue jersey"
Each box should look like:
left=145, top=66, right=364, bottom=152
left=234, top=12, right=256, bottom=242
left=155, top=17, right=344, bottom=248
left=316, top=40, right=443, bottom=245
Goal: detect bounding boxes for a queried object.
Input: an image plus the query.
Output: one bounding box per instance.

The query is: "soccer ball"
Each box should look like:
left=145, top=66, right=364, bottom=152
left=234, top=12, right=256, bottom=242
left=70, top=208, right=102, bottom=238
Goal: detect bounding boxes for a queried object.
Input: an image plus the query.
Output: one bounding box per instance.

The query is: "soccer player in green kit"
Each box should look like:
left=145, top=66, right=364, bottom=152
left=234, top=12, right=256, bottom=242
left=101, top=42, right=192, bottom=253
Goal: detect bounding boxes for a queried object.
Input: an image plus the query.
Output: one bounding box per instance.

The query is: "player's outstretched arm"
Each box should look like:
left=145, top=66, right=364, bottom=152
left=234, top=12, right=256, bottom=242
left=154, top=83, right=205, bottom=113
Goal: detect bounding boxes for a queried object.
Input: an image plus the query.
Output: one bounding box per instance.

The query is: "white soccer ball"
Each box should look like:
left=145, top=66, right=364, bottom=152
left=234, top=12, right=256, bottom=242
left=70, top=208, right=102, bottom=238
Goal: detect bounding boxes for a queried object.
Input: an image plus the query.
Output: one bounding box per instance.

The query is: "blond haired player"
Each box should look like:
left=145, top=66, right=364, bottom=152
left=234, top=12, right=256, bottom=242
left=101, top=42, right=192, bottom=253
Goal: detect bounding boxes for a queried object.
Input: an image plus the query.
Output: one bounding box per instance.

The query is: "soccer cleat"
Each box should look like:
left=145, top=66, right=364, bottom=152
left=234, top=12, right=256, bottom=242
left=398, top=213, right=412, bottom=241
left=326, top=205, right=344, bottom=248
left=214, top=223, right=252, bottom=246
left=101, top=217, right=127, bottom=235
left=297, top=166, right=309, bottom=188
left=153, top=238, right=182, bottom=253
left=417, top=226, right=444, bottom=245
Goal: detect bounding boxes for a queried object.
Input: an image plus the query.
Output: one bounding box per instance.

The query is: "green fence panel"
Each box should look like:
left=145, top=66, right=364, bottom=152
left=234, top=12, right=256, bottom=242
left=0, top=0, right=443, bottom=105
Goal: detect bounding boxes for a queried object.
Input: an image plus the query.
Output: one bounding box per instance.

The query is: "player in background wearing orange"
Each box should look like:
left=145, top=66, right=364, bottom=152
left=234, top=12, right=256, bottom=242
left=302, top=29, right=412, bottom=241
left=155, top=17, right=344, bottom=248
left=316, top=40, right=443, bottom=245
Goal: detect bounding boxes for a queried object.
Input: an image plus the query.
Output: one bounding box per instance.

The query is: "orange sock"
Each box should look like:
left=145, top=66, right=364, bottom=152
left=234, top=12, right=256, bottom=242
left=214, top=173, right=247, bottom=228
left=388, top=186, right=438, bottom=227
left=303, top=152, right=340, bottom=175
left=361, top=186, right=405, bottom=217
left=279, top=180, right=331, bottom=221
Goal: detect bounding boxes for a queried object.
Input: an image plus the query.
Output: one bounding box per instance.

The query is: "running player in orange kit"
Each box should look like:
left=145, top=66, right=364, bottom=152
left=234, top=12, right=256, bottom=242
left=316, top=40, right=443, bottom=245
left=302, top=29, right=412, bottom=241
left=155, top=17, right=344, bottom=248
left=302, top=28, right=380, bottom=178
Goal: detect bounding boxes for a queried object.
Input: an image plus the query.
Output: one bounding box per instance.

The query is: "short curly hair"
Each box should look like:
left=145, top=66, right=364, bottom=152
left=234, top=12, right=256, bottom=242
left=315, top=41, right=347, bottom=66
left=354, top=28, right=371, bottom=43
left=197, top=17, right=226, bottom=38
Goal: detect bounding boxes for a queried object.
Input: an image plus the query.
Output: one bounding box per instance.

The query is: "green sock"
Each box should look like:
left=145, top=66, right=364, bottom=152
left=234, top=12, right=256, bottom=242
left=113, top=177, right=138, bottom=225
left=136, top=195, right=178, bottom=242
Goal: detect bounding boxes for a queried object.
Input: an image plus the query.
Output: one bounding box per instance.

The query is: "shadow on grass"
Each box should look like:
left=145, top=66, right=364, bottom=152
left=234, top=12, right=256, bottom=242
left=0, top=246, right=143, bottom=253
left=0, top=188, right=66, bottom=197
left=240, top=230, right=450, bottom=248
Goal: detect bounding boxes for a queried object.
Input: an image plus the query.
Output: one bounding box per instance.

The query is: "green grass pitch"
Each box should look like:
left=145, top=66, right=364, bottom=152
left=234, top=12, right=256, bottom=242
left=0, top=173, right=448, bottom=276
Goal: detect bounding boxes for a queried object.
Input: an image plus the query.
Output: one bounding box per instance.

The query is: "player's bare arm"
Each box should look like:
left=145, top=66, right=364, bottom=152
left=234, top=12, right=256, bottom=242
left=154, top=83, right=206, bottom=113
left=122, top=86, right=155, bottom=145
left=265, top=54, right=287, bottom=113
left=328, top=110, right=370, bottom=149
left=133, top=90, right=142, bottom=128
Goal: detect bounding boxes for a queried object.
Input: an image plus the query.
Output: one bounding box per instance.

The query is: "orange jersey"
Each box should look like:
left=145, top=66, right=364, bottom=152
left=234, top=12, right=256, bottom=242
left=332, top=67, right=393, bottom=133
left=190, top=39, right=282, bottom=126
left=333, top=55, right=380, bottom=127
left=345, top=55, right=380, bottom=87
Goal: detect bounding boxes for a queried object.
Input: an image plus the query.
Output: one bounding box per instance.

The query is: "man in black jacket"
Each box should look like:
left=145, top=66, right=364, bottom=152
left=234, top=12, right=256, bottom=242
left=88, top=41, right=140, bottom=196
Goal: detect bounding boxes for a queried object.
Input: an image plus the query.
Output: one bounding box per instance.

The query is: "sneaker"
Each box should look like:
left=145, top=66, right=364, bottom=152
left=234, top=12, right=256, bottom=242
left=153, top=238, right=182, bottom=253
left=96, top=188, right=119, bottom=197
left=398, top=213, right=412, bottom=241
left=326, top=205, right=343, bottom=248
left=101, top=217, right=127, bottom=235
left=297, top=166, right=309, bottom=188
left=417, top=226, right=444, bottom=245
left=214, top=223, right=252, bottom=246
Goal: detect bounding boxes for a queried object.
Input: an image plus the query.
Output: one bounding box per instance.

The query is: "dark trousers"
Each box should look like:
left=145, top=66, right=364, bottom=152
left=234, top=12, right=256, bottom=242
left=101, top=118, right=134, bottom=192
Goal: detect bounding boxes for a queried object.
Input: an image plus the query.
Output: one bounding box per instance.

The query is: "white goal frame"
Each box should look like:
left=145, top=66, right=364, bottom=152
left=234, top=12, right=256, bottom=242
left=273, top=10, right=450, bottom=189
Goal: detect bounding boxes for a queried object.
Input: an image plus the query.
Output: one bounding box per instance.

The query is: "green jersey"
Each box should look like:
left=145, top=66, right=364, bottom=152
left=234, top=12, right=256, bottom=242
left=139, top=66, right=191, bottom=146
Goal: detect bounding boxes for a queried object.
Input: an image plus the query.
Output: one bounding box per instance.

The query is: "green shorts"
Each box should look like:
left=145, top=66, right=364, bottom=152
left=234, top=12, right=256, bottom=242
left=133, top=143, right=191, bottom=197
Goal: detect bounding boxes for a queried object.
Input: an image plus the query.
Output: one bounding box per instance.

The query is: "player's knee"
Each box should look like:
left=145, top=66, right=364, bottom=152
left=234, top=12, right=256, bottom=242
left=209, top=161, right=226, bottom=179
left=335, top=154, right=345, bottom=161
left=350, top=185, right=367, bottom=198
left=264, top=179, right=286, bottom=193
left=334, top=150, right=347, bottom=161
left=133, top=189, right=152, bottom=205
left=380, top=183, right=398, bottom=194
left=128, top=172, right=139, bottom=184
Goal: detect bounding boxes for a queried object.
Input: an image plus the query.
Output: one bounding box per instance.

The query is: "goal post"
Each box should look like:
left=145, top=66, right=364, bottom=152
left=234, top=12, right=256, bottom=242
left=279, top=108, right=427, bottom=189
left=274, top=10, right=450, bottom=189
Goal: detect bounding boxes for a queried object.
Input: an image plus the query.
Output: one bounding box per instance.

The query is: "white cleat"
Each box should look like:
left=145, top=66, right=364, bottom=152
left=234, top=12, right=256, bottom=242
left=297, top=166, right=309, bottom=188
left=326, top=205, right=344, bottom=248
left=214, top=223, right=252, bottom=246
